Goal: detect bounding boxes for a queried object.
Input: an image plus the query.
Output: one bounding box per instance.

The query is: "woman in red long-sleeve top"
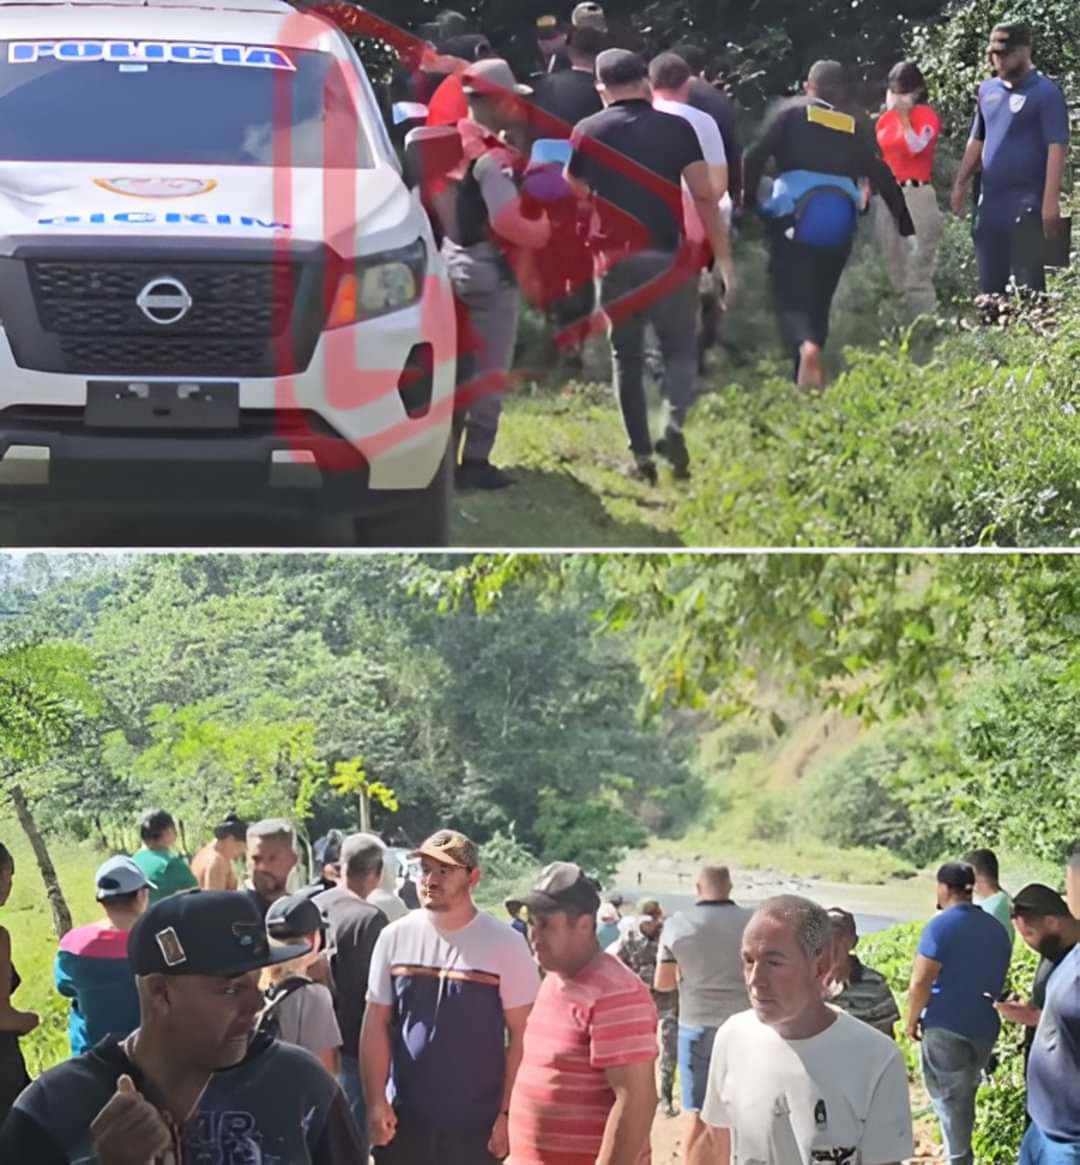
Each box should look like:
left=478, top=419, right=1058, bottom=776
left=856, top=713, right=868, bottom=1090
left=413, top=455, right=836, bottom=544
left=874, top=61, right=946, bottom=317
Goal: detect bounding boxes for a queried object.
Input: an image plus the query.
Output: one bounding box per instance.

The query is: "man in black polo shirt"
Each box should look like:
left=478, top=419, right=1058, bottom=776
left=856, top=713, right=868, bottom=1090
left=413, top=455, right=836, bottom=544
left=567, top=49, right=734, bottom=484
left=531, top=26, right=606, bottom=131
left=743, top=60, right=913, bottom=387
left=672, top=43, right=742, bottom=207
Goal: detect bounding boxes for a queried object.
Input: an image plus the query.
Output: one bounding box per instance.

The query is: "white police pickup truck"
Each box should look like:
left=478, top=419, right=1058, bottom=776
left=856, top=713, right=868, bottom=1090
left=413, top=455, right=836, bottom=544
left=0, top=0, right=456, bottom=544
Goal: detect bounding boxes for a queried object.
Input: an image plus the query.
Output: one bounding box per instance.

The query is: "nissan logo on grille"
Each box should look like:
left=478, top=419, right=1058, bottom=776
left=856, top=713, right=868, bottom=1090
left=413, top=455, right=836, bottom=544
left=136, top=277, right=193, bottom=326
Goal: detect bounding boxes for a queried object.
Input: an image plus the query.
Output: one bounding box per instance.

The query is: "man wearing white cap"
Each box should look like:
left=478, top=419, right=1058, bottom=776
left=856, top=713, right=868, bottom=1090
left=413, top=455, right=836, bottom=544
left=53, top=856, right=153, bottom=1057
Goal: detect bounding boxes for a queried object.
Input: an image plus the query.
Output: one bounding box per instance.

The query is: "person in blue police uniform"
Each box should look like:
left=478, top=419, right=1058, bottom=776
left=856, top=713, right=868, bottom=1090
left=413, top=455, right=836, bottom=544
left=949, top=21, right=1070, bottom=296
left=743, top=61, right=914, bottom=389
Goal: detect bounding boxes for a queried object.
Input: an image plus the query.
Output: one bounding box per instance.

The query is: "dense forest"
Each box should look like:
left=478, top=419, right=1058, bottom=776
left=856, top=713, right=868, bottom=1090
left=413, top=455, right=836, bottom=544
left=4, top=552, right=1079, bottom=895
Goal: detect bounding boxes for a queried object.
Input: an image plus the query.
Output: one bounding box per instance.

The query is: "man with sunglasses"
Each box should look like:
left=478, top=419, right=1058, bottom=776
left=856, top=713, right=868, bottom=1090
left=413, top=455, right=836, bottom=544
left=950, top=21, right=1070, bottom=294
left=360, top=830, right=539, bottom=1164
left=0, top=890, right=363, bottom=1163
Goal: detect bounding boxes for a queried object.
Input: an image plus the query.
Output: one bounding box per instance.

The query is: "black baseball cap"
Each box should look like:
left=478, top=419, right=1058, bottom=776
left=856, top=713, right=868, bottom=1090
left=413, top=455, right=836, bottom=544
left=596, top=49, right=647, bottom=88
left=129, top=891, right=309, bottom=977
left=1012, top=883, right=1071, bottom=919
left=937, top=861, right=976, bottom=889
left=265, top=893, right=326, bottom=942
left=536, top=14, right=565, bottom=40
left=523, top=862, right=601, bottom=915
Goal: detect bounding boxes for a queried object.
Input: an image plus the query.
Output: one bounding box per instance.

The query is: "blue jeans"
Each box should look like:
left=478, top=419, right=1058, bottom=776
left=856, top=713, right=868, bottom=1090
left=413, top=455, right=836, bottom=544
left=677, top=1023, right=718, bottom=1113
left=339, top=1053, right=369, bottom=1160
left=974, top=200, right=1046, bottom=294
left=920, top=1027, right=995, bottom=1165
left=1021, top=1124, right=1080, bottom=1164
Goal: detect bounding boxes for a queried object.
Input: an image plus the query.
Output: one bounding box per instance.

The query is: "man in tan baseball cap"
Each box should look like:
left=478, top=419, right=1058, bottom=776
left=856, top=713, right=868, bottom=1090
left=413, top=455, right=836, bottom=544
left=410, top=828, right=480, bottom=873
left=361, top=828, right=540, bottom=1164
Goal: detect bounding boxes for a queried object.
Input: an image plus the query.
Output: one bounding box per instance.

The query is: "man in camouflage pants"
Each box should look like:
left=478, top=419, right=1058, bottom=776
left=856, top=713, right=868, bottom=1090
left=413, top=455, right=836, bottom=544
left=614, top=900, right=679, bottom=1115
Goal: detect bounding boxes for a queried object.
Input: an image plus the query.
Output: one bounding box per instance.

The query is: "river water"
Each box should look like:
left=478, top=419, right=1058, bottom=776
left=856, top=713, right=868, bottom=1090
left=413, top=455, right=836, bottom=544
left=615, top=855, right=936, bottom=936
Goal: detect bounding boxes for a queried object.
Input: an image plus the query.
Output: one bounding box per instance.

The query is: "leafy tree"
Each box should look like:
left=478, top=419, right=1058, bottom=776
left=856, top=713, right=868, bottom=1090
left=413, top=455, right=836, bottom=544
left=0, top=640, right=99, bottom=938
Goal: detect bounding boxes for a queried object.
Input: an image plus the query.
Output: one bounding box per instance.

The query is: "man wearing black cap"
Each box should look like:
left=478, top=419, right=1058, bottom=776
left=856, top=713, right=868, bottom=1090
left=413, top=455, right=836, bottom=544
left=997, top=884, right=1079, bottom=1151
left=950, top=21, right=1070, bottom=295
left=1001, top=885, right=1077, bottom=1045
left=0, top=891, right=364, bottom=1162
left=508, top=862, right=658, bottom=1164
left=533, top=14, right=570, bottom=77
left=567, top=48, right=734, bottom=484
left=743, top=60, right=914, bottom=388
left=906, top=862, right=1012, bottom=1165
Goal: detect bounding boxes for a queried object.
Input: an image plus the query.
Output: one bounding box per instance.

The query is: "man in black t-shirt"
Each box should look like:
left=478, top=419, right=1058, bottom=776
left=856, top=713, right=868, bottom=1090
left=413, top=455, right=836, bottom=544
left=0, top=891, right=363, bottom=1163
left=314, top=833, right=389, bottom=1155
left=743, top=60, right=912, bottom=387
left=567, top=49, right=734, bottom=483
left=531, top=26, right=606, bottom=132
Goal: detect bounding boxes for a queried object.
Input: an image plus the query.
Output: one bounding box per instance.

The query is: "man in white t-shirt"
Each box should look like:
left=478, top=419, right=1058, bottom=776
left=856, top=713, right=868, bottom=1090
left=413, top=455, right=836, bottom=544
left=651, top=54, right=727, bottom=187
left=359, top=829, right=540, bottom=1165
left=648, top=51, right=731, bottom=380
left=690, top=895, right=914, bottom=1165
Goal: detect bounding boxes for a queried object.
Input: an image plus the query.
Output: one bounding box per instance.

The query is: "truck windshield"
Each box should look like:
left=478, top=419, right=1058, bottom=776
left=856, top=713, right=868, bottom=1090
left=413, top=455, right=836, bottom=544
left=0, top=40, right=375, bottom=167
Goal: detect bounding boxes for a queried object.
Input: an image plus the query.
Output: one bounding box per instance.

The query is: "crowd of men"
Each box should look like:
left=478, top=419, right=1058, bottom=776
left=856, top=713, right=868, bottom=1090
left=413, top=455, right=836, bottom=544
left=389, top=7, right=1071, bottom=490
left=1, top=814, right=1079, bottom=1164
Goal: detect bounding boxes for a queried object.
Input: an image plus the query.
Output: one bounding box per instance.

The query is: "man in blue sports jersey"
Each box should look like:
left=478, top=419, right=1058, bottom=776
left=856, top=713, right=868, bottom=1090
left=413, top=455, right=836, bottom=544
left=950, top=21, right=1070, bottom=294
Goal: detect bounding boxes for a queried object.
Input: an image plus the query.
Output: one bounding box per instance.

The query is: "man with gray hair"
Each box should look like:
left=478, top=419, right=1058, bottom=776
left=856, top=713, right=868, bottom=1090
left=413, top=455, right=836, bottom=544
left=314, top=833, right=390, bottom=1154
left=244, top=819, right=298, bottom=921
left=654, top=864, right=750, bottom=1150
left=691, top=895, right=914, bottom=1165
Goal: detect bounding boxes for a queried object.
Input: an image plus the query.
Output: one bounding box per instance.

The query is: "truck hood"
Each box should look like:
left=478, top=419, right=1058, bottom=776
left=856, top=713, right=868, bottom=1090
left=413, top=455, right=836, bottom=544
left=0, top=162, right=416, bottom=257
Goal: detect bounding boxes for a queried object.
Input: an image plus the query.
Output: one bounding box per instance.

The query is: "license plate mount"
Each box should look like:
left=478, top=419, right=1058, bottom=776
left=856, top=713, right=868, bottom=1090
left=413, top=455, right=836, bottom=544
left=85, top=381, right=241, bottom=430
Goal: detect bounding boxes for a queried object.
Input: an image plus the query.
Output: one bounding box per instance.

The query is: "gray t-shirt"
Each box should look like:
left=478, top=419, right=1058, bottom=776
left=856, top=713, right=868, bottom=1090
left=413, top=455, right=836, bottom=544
left=658, top=901, right=752, bottom=1027
left=276, top=981, right=343, bottom=1056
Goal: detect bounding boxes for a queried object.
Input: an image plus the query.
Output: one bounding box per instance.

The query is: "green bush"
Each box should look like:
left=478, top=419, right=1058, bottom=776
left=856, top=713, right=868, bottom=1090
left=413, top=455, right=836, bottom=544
left=912, top=0, right=1080, bottom=138
left=801, top=735, right=918, bottom=855
left=860, top=919, right=1040, bottom=1163
left=674, top=265, right=1080, bottom=548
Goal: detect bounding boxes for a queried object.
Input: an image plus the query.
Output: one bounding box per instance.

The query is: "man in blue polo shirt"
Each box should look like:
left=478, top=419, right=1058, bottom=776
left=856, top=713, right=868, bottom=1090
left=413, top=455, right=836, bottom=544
left=950, top=21, right=1070, bottom=294
left=907, top=862, right=1012, bottom=1165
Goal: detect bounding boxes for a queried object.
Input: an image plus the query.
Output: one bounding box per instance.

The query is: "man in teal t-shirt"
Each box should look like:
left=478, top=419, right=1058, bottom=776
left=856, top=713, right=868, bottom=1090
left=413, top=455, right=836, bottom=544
left=966, top=848, right=1014, bottom=944
left=132, top=808, right=198, bottom=906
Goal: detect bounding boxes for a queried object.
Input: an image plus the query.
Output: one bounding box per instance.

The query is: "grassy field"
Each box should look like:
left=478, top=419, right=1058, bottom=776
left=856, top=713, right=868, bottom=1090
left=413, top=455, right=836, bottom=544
left=1, top=827, right=103, bottom=1076
left=446, top=215, right=1080, bottom=549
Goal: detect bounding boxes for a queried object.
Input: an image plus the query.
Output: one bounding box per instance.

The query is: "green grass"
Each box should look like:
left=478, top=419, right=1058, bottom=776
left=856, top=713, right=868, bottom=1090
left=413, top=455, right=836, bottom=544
left=0, top=823, right=105, bottom=1075
left=449, top=385, right=685, bottom=547
left=446, top=219, right=1080, bottom=549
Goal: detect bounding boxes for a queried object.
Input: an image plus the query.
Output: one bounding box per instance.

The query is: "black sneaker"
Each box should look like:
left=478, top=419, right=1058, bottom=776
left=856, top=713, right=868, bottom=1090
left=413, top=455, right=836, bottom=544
left=456, top=460, right=515, bottom=491
left=655, top=426, right=691, bottom=480
left=627, top=458, right=658, bottom=487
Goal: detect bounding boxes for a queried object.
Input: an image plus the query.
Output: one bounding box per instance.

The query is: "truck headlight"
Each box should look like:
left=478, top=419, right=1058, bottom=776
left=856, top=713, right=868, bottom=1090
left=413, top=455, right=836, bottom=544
left=327, top=239, right=427, bottom=328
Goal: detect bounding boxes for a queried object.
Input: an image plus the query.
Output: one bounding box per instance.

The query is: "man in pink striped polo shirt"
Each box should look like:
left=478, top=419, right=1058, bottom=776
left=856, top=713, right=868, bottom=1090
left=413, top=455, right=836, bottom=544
left=509, top=862, right=658, bottom=1164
